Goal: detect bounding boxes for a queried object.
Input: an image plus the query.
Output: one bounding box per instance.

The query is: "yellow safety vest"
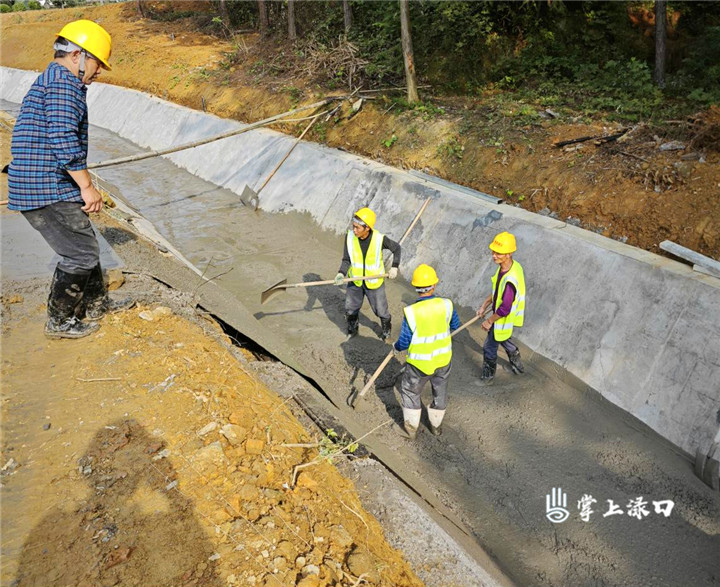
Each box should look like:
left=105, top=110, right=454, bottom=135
left=491, top=260, right=526, bottom=342
left=347, top=230, right=385, bottom=289
left=405, top=297, right=454, bottom=375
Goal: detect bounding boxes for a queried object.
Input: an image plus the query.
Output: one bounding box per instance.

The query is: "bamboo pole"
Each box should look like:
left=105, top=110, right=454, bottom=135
left=87, top=96, right=344, bottom=170
left=254, top=112, right=323, bottom=195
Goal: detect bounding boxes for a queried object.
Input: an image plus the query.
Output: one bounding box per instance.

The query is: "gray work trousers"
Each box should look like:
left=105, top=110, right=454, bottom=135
left=400, top=361, right=451, bottom=410
left=345, top=283, right=390, bottom=320
left=22, top=201, right=100, bottom=275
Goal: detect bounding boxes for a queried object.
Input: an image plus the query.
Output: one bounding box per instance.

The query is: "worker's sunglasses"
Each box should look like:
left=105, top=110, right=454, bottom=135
left=84, top=53, right=103, bottom=68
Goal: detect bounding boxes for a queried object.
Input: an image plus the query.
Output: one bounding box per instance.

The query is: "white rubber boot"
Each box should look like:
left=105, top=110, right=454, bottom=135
left=402, top=408, right=422, bottom=439
left=427, top=407, right=446, bottom=436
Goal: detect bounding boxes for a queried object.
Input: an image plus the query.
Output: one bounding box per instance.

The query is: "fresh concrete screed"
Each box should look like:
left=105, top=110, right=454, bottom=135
left=2, top=66, right=718, bottom=456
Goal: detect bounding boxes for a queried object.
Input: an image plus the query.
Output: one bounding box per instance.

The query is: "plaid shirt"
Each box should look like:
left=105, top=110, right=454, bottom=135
left=8, top=62, right=88, bottom=211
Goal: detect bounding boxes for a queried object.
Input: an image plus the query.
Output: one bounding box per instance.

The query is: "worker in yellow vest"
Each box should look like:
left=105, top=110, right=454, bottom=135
left=393, top=264, right=460, bottom=438
left=477, top=231, right=526, bottom=382
left=335, top=207, right=401, bottom=340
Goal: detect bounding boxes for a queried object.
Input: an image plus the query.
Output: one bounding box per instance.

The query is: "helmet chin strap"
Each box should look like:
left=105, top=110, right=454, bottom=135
left=78, top=51, right=87, bottom=82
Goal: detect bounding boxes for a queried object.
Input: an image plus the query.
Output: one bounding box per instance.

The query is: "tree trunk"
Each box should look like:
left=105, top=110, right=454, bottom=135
left=136, top=0, right=145, bottom=18
left=399, top=0, right=419, bottom=104
left=343, top=0, right=352, bottom=36
left=654, top=0, right=667, bottom=89
left=288, top=0, right=297, bottom=41
left=258, top=0, right=269, bottom=36
left=219, top=0, right=230, bottom=29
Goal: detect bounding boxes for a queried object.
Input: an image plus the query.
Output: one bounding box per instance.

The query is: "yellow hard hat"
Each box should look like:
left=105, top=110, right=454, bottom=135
left=489, top=231, right=517, bottom=254
left=57, top=20, right=112, bottom=70
left=353, top=207, right=376, bottom=229
left=411, top=264, right=439, bottom=288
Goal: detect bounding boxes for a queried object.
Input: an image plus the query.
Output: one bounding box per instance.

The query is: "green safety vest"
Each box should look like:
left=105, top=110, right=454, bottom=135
left=347, top=230, right=385, bottom=289
left=405, top=297, right=454, bottom=375
left=491, top=260, right=526, bottom=342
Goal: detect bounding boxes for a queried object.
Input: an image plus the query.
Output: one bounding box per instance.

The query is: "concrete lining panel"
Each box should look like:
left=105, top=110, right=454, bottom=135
left=2, top=67, right=718, bottom=455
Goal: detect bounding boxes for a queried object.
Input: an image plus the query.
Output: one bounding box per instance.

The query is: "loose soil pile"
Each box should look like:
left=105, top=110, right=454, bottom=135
left=0, top=215, right=423, bottom=587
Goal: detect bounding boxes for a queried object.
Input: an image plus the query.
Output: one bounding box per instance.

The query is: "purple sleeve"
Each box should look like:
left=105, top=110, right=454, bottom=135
left=495, top=283, right=516, bottom=318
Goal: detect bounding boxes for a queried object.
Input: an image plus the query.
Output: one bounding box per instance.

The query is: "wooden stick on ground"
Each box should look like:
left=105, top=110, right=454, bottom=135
left=290, top=418, right=392, bottom=487
left=554, top=128, right=630, bottom=148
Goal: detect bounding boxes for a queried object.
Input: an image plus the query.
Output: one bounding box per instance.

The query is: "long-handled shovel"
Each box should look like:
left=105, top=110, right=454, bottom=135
left=262, top=273, right=389, bottom=305
left=240, top=112, right=323, bottom=211
left=347, top=309, right=489, bottom=408
left=261, top=197, right=431, bottom=305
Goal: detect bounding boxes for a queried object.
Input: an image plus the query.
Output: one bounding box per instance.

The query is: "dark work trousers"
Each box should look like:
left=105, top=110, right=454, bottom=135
left=400, top=362, right=451, bottom=410
left=344, top=282, right=390, bottom=320
left=22, top=201, right=100, bottom=275
left=483, top=324, right=518, bottom=361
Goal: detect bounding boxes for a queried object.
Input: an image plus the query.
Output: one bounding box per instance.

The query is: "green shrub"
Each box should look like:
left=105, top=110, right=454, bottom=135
left=437, top=136, right=464, bottom=159
left=28, top=0, right=41, bottom=9
left=0, top=4, right=11, bottom=13
left=12, top=2, right=27, bottom=11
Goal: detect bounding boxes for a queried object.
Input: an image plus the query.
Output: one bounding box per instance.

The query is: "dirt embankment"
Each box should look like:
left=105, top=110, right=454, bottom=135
left=1, top=3, right=719, bottom=259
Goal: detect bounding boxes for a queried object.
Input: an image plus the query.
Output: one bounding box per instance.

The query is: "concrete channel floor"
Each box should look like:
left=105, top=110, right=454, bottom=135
left=5, top=109, right=720, bottom=586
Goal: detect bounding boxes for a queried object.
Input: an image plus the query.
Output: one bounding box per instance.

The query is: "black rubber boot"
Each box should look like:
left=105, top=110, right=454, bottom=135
left=480, top=359, right=497, bottom=382
left=45, top=268, right=100, bottom=339
left=380, top=317, right=392, bottom=341
left=508, top=350, right=525, bottom=374
left=79, top=264, right=135, bottom=320
left=346, top=312, right=359, bottom=338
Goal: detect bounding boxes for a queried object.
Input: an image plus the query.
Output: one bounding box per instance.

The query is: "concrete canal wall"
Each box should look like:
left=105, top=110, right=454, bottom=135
left=3, top=66, right=718, bottom=455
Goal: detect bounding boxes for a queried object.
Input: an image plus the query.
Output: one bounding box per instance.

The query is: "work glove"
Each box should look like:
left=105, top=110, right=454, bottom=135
left=334, top=272, right=345, bottom=286
left=388, top=267, right=398, bottom=280
left=393, top=346, right=402, bottom=357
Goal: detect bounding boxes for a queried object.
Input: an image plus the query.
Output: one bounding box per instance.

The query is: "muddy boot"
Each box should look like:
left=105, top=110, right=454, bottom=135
left=345, top=312, right=359, bottom=338
left=480, top=359, right=497, bottom=383
left=402, top=407, right=421, bottom=439
left=380, top=317, right=392, bottom=341
left=508, top=350, right=525, bottom=375
left=427, top=407, right=445, bottom=436
left=79, top=263, right=135, bottom=320
left=45, top=268, right=100, bottom=339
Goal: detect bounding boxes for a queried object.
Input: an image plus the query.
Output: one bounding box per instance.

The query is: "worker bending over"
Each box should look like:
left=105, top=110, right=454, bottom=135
left=477, top=231, right=526, bottom=382
left=393, top=264, right=459, bottom=439
left=335, top=207, right=400, bottom=340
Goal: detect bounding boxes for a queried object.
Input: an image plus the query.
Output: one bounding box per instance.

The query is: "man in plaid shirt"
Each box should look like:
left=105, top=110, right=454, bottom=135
left=8, top=20, right=132, bottom=339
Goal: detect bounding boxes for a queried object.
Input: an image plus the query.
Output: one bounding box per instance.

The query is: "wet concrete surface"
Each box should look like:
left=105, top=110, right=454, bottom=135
left=5, top=109, right=719, bottom=586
